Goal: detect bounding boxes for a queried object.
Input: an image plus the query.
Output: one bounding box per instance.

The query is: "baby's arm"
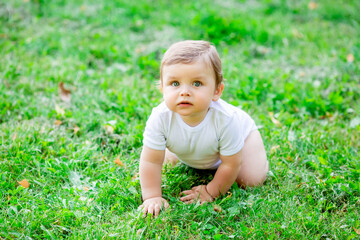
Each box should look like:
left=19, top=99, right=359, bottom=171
left=206, top=151, right=242, bottom=198
left=139, top=145, right=169, bottom=217
left=180, top=151, right=242, bottom=203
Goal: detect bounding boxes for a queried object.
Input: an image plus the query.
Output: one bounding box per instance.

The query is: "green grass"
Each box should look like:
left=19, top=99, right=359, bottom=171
left=1, top=0, right=359, bottom=239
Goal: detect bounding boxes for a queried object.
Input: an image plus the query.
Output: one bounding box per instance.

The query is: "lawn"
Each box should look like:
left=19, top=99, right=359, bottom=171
left=0, top=0, right=359, bottom=239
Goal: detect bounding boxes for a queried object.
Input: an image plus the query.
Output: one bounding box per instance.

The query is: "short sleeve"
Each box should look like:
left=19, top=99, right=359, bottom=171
left=219, top=110, right=257, bottom=156
left=142, top=108, right=167, bottom=151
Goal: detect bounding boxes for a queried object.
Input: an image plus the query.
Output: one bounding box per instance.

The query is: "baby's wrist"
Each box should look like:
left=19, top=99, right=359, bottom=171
left=143, top=196, right=159, bottom=200
left=205, top=185, right=216, bottom=201
left=142, top=193, right=162, bottom=201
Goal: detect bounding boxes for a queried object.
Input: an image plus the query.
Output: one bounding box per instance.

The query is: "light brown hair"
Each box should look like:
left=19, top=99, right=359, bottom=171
left=160, top=40, right=223, bottom=86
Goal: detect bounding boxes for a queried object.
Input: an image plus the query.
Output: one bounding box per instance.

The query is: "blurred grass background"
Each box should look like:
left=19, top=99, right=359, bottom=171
left=0, top=0, right=359, bottom=239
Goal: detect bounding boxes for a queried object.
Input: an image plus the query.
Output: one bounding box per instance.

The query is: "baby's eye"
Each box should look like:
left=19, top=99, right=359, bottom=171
left=193, top=81, right=202, bottom=87
left=171, top=81, right=180, bottom=87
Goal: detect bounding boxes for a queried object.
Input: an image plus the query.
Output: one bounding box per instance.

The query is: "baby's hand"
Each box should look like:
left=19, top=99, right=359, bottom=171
left=138, top=197, right=169, bottom=217
left=180, top=185, right=215, bottom=204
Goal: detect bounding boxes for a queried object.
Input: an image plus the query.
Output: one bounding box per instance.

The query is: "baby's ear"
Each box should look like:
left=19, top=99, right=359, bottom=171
left=212, top=82, right=224, bottom=101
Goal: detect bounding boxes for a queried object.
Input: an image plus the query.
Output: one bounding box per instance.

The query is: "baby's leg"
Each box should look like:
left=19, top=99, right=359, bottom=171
left=164, top=148, right=178, bottom=167
left=236, top=130, right=269, bottom=188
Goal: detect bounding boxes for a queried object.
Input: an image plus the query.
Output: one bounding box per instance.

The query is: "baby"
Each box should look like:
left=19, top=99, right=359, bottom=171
left=139, top=40, right=268, bottom=217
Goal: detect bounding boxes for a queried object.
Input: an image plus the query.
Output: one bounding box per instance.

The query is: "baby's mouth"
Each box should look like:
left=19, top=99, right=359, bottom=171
left=178, top=101, right=192, bottom=106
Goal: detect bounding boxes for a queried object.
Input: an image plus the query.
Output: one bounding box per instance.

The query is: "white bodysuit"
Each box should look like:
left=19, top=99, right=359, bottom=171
left=143, top=99, right=257, bottom=169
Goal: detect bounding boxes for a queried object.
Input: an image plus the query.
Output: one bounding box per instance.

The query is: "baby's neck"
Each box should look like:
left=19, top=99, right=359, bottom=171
left=178, top=108, right=210, bottom=127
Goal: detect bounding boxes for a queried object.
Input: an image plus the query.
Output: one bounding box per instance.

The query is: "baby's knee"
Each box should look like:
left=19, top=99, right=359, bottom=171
left=236, top=174, right=266, bottom=188
left=236, top=160, right=269, bottom=188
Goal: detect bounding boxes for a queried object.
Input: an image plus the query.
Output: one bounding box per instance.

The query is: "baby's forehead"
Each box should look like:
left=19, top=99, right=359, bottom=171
left=164, top=57, right=213, bottom=70
left=162, top=59, right=216, bottom=81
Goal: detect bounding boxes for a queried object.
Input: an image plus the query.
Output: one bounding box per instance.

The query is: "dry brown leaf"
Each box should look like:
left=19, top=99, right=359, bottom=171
left=308, top=1, right=318, bottom=10
left=341, top=204, right=348, bottom=213
left=114, top=157, right=124, bottom=167
left=135, top=46, right=146, bottom=54
left=353, top=227, right=360, bottom=235
left=292, top=29, right=303, bottom=38
left=225, top=191, right=232, bottom=199
left=83, top=186, right=89, bottom=191
left=53, top=219, right=60, bottom=225
left=270, top=145, right=280, bottom=154
left=269, top=112, right=282, bottom=127
left=7, top=195, right=10, bottom=201
left=104, top=125, right=114, bottom=134
left=131, top=173, right=139, bottom=181
left=74, top=125, right=80, bottom=133
left=54, top=120, right=62, bottom=126
left=347, top=53, right=355, bottom=63
left=136, top=229, right=144, bottom=235
left=12, top=133, right=17, bottom=141
left=213, top=205, right=222, bottom=213
left=257, top=46, right=270, bottom=55
left=319, top=178, right=326, bottom=185
left=55, top=104, right=65, bottom=115
left=18, top=179, right=30, bottom=188
left=59, top=82, right=71, bottom=103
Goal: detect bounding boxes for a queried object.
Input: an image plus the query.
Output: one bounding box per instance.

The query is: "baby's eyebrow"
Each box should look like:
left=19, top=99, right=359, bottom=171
left=166, top=75, right=206, bottom=80
left=191, top=76, right=205, bottom=80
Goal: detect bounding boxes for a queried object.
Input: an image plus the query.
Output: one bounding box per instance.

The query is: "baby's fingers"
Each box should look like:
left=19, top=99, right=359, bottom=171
left=139, top=204, right=148, bottom=217
left=147, top=203, right=162, bottom=217
left=192, top=185, right=202, bottom=191
left=154, top=204, right=162, bottom=217
left=183, top=199, right=194, bottom=204
left=180, top=189, right=194, bottom=196
left=162, top=200, right=170, bottom=209
left=180, top=193, right=196, bottom=202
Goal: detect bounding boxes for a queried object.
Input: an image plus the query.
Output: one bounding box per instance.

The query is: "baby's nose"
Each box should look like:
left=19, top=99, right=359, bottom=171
left=180, top=86, right=191, bottom=96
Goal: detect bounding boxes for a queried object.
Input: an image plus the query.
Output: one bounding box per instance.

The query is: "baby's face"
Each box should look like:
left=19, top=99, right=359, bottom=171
left=161, top=59, right=223, bottom=126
